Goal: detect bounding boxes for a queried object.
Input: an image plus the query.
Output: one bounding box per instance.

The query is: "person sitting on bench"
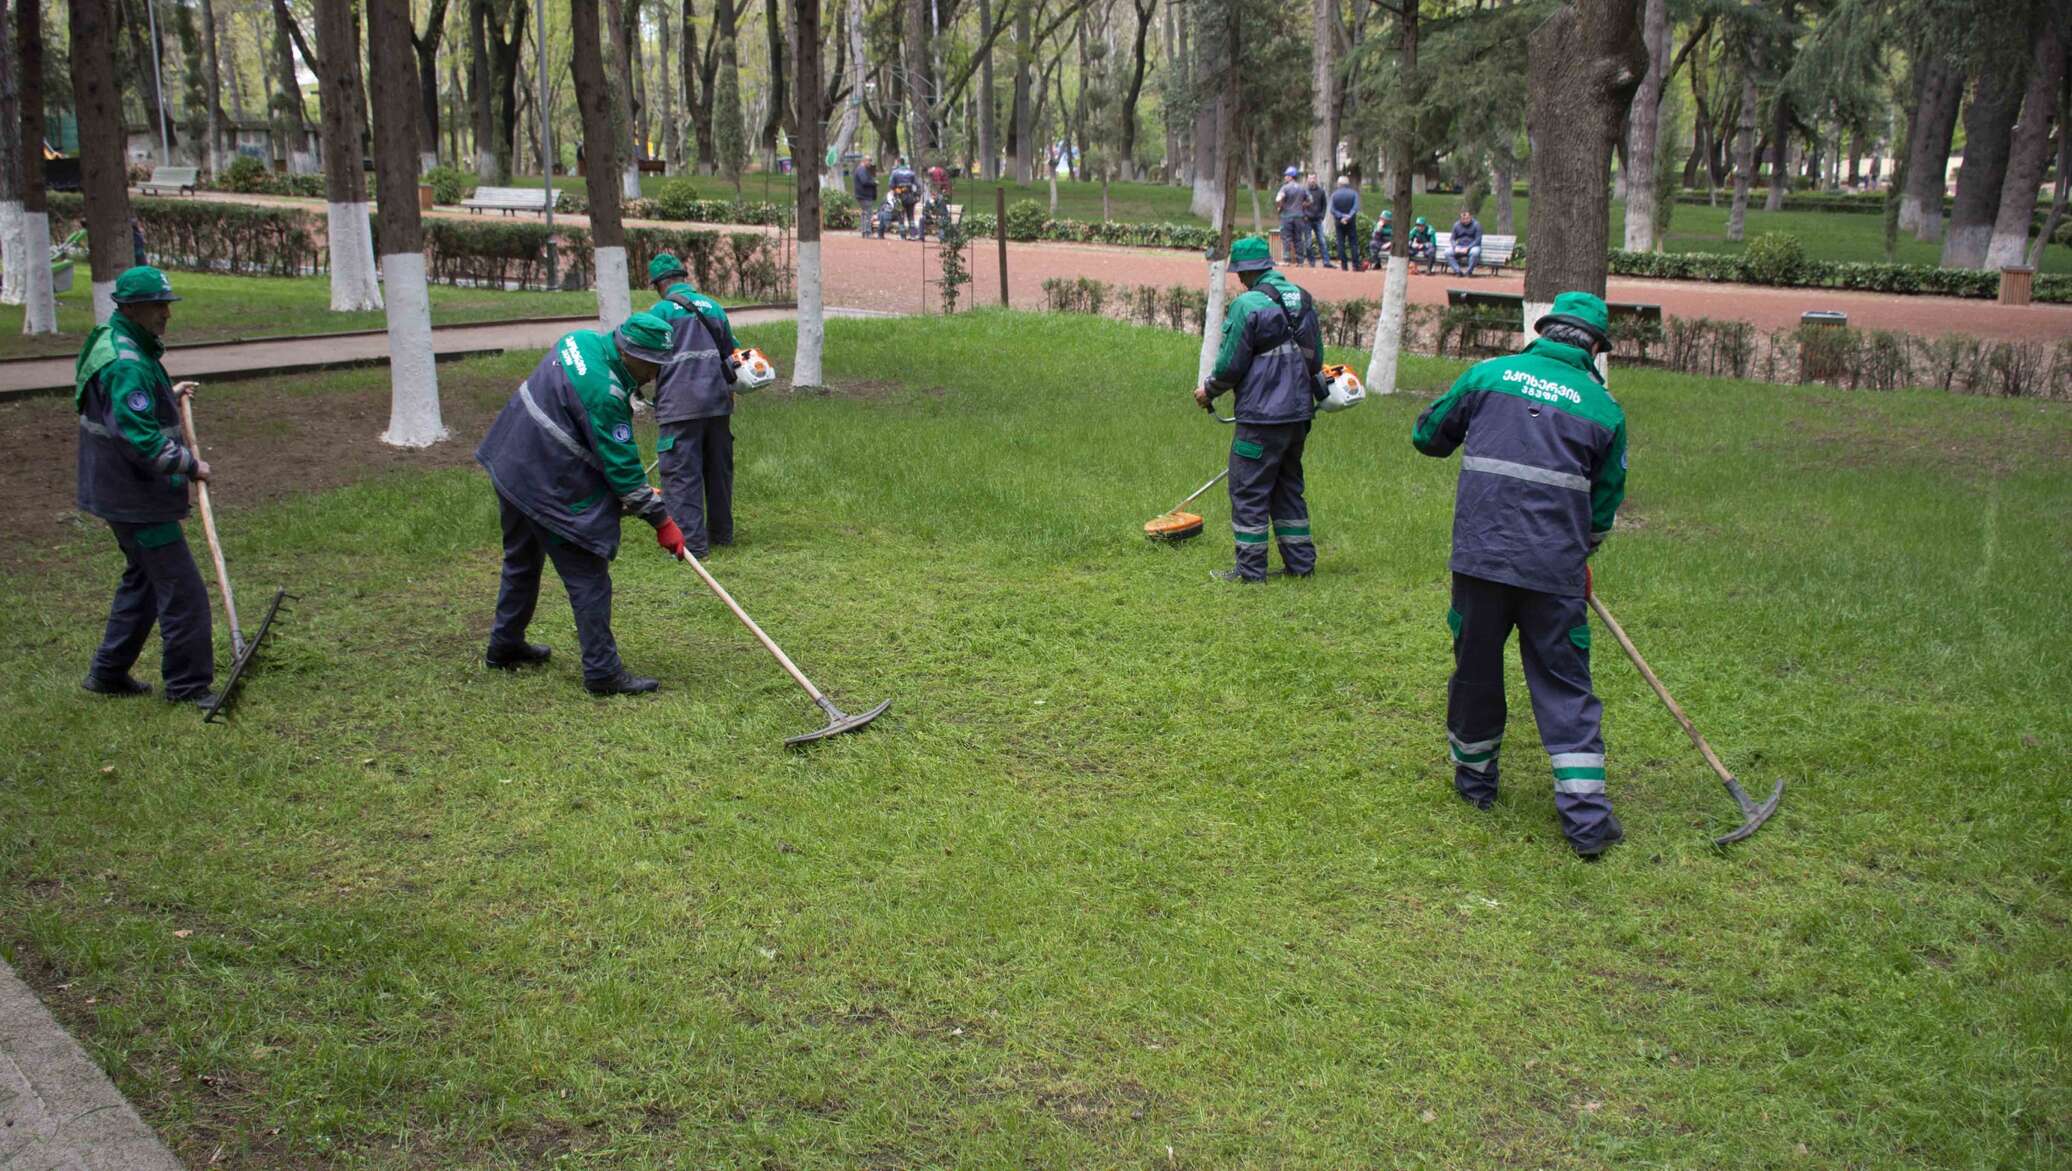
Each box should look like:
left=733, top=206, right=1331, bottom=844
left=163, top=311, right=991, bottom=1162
left=1448, top=209, right=1485, bottom=277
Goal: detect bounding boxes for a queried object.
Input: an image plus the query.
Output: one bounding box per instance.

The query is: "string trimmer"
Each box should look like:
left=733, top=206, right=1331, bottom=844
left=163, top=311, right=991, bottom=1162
left=1589, top=584, right=1783, bottom=846
left=177, top=394, right=292, bottom=722
left=1144, top=468, right=1228, bottom=542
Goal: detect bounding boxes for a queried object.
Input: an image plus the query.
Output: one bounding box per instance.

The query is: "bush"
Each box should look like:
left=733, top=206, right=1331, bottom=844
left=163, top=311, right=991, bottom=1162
left=48, top=192, right=322, bottom=279
left=422, top=165, right=477, bottom=206
left=1739, top=232, right=1809, bottom=286
left=1004, top=198, right=1049, bottom=242
left=820, top=190, right=858, bottom=230
left=216, top=156, right=272, bottom=193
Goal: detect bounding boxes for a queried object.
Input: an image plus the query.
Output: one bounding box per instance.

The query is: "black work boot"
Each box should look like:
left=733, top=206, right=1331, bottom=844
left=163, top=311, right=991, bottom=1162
left=82, top=672, right=151, bottom=697
left=485, top=642, right=553, bottom=670
left=165, top=688, right=221, bottom=711
left=585, top=670, right=659, bottom=696
left=1209, top=568, right=1265, bottom=585
left=1571, top=813, right=1626, bottom=860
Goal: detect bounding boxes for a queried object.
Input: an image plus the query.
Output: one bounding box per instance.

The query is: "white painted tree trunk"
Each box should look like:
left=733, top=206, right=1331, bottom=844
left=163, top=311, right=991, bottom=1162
left=0, top=202, right=24, bottom=306
left=1523, top=297, right=1608, bottom=380
left=327, top=202, right=384, bottom=310
left=593, top=244, right=632, bottom=328
left=378, top=251, right=448, bottom=447
left=1197, top=259, right=1229, bottom=386
left=91, top=279, right=117, bottom=324
left=793, top=239, right=824, bottom=390
left=419, top=150, right=438, bottom=173
left=621, top=162, right=641, bottom=201
left=19, top=212, right=59, bottom=334
left=1362, top=254, right=1409, bottom=395
left=475, top=148, right=497, bottom=179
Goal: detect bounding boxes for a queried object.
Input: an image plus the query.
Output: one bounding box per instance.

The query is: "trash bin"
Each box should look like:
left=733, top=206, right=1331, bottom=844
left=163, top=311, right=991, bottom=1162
left=418, top=184, right=436, bottom=212
left=1999, top=266, right=2035, bottom=307
left=1798, top=310, right=1849, bottom=383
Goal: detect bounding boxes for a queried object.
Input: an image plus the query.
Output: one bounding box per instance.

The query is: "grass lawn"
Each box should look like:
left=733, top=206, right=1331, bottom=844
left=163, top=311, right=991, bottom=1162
left=2, top=312, right=2067, bottom=1168
left=0, top=272, right=603, bottom=361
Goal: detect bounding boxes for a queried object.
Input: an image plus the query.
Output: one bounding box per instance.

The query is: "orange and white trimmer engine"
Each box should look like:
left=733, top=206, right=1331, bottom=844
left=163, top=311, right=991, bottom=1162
left=731, top=347, right=777, bottom=390
left=1317, top=363, right=1366, bottom=412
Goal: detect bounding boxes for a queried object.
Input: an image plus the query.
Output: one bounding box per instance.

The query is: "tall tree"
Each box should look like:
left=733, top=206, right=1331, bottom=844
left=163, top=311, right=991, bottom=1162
left=616, top=0, right=644, bottom=197
left=470, top=0, right=525, bottom=181
left=15, top=0, right=58, bottom=333
left=760, top=0, right=787, bottom=164
left=1010, top=0, right=1032, bottom=180
left=1118, top=0, right=1153, bottom=179
left=175, top=0, right=208, bottom=164
left=1524, top=0, right=1646, bottom=327
left=2028, top=72, right=2071, bottom=269
left=200, top=0, right=228, bottom=173
left=714, top=35, right=747, bottom=190
left=1195, top=0, right=1239, bottom=387
left=659, top=2, right=680, bottom=171
left=978, top=0, right=996, bottom=176
left=1942, top=29, right=2032, bottom=267
left=315, top=0, right=382, bottom=310
left=369, top=0, right=446, bottom=446
left=1985, top=11, right=2065, bottom=268
left=71, top=0, right=134, bottom=323
left=1762, top=0, right=1796, bottom=212
left=271, top=0, right=310, bottom=167
left=1365, top=0, right=1417, bottom=397
left=1900, top=56, right=1960, bottom=239
left=1727, top=67, right=1756, bottom=240
left=573, top=0, right=634, bottom=325
left=1622, top=0, right=1669, bottom=251
left=824, top=0, right=866, bottom=179
left=794, top=0, right=827, bottom=390
left=1310, top=0, right=1342, bottom=180
left=412, top=0, right=453, bottom=170
left=0, top=0, right=23, bottom=312
left=1189, top=4, right=1228, bottom=219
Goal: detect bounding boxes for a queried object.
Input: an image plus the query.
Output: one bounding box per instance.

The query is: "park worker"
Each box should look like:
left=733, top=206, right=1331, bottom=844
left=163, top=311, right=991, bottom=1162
left=1194, top=235, right=1324, bottom=584
left=1410, top=291, right=1629, bottom=858
left=475, top=313, right=688, bottom=696
left=74, top=265, right=216, bottom=708
left=1367, top=208, right=1394, bottom=268
left=853, top=158, right=878, bottom=210
left=1448, top=208, right=1485, bottom=276
left=889, top=156, right=920, bottom=239
left=644, top=252, right=744, bottom=558
left=1303, top=172, right=1329, bottom=267
left=1407, top=215, right=1437, bottom=271
left=1328, top=176, right=1363, bottom=271
left=1275, top=167, right=1309, bottom=265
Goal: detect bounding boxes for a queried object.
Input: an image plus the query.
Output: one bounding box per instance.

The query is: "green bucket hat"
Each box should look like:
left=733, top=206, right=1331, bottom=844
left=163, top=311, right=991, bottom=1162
left=646, top=252, right=688, bottom=283
left=614, top=311, right=675, bottom=365
left=1226, top=234, right=1275, bottom=274
left=112, top=265, right=180, bottom=304
left=1534, top=291, right=1611, bottom=349
left=1414, top=216, right=1428, bottom=227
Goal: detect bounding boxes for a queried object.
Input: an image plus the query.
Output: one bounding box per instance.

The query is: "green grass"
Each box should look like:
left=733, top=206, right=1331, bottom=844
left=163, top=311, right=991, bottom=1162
left=0, top=272, right=603, bottom=360
left=2, top=313, right=2068, bottom=1168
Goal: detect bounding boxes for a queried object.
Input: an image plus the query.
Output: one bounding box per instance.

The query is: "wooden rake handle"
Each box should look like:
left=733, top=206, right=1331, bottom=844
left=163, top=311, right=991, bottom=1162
left=1587, top=589, right=1736, bottom=787
left=177, top=394, right=244, bottom=653
left=675, top=549, right=827, bottom=704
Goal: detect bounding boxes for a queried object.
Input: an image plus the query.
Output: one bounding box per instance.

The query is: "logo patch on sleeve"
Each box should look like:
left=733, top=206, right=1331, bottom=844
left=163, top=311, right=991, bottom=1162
left=125, top=390, right=152, bottom=412
left=611, top=423, right=633, bottom=443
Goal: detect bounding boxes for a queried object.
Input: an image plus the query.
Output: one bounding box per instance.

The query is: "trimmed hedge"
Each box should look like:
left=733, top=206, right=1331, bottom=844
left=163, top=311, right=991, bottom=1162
left=1606, top=245, right=2072, bottom=302
left=209, top=156, right=326, bottom=199
left=47, top=193, right=322, bottom=278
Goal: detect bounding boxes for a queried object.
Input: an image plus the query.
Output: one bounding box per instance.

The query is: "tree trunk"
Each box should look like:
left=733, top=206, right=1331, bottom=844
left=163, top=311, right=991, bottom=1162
left=1621, top=0, right=1667, bottom=251
left=1524, top=0, right=1645, bottom=328
left=273, top=0, right=311, bottom=169
left=572, top=0, right=633, bottom=325
left=0, top=0, right=24, bottom=310
left=1009, top=0, right=1032, bottom=180
left=1902, top=53, right=1960, bottom=240
left=315, top=0, right=381, bottom=311
left=1189, top=7, right=1226, bottom=220
left=1491, top=151, right=1516, bottom=235
left=1310, top=0, right=1339, bottom=179
left=199, top=0, right=227, bottom=173
left=1764, top=87, right=1789, bottom=211
left=1728, top=68, right=1755, bottom=242
left=16, top=0, right=56, bottom=333
left=685, top=0, right=712, bottom=172
left=905, top=0, right=929, bottom=167
left=1117, top=0, right=1152, bottom=180
left=1942, top=55, right=2030, bottom=268
left=976, top=0, right=995, bottom=177
left=1196, top=0, right=1239, bottom=387
left=470, top=0, right=496, bottom=176
left=1986, top=17, right=2064, bottom=268
left=1365, top=0, right=1415, bottom=397
left=825, top=0, right=864, bottom=179
left=2028, top=73, right=2071, bottom=269
left=367, top=0, right=446, bottom=446
left=794, top=0, right=826, bottom=389
left=412, top=0, right=451, bottom=171
left=660, top=4, right=680, bottom=172
left=71, top=0, right=134, bottom=323
left=1163, top=0, right=1184, bottom=184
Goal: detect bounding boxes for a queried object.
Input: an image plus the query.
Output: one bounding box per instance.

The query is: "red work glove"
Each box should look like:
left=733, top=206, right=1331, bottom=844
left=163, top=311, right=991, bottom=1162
left=655, top=519, right=687, bottom=559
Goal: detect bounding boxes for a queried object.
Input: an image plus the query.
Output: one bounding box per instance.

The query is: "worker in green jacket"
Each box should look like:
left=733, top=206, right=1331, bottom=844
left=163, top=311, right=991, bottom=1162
left=74, top=266, right=218, bottom=709
left=645, top=252, right=743, bottom=554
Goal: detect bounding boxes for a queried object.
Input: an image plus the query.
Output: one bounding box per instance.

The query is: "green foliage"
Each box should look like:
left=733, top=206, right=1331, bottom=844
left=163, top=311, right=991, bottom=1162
left=713, top=42, right=748, bottom=192
left=1739, top=232, right=1810, bottom=286
left=46, top=193, right=321, bottom=279
left=636, top=186, right=788, bottom=226
left=820, top=190, right=859, bottom=231
left=935, top=222, right=971, bottom=314
left=1004, top=198, right=1050, bottom=242
left=207, top=156, right=324, bottom=198
left=1606, top=248, right=2072, bottom=303
left=422, top=165, right=478, bottom=206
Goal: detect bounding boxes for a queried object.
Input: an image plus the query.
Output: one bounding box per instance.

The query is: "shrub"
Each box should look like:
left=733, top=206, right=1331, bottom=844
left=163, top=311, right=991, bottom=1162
left=1739, top=232, right=1809, bottom=286
left=821, top=190, right=858, bottom=230
left=422, top=164, right=476, bottom=206
left=1004, top=198, right=1049, bottom=242
left=217, top=156, right=272, bottom=193
left=49, top=193, right=322, bottom=278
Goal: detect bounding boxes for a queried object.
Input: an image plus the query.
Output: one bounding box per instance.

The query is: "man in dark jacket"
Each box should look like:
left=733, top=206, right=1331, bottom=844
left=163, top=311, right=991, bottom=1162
left=1411, top=291, right=1629, bottom=857
left=888, top=157, right=920, bottom=239
left=74, top=265, right=216, bottom=708
left=1195, top=235, right=1325, bottom=583
left=645, top=253, right=743, bottom=558
left=1275, top=167, right=1308, bottom=265
left=1447, top=209, right=1485, bottom=276
left=852, top=161, right=879, bottom=237
left=1327, top=176, right=1362, bottom=271
left=475, top=313, right=687, bottom=696
left=1302, top=173, right=1329, bottom=268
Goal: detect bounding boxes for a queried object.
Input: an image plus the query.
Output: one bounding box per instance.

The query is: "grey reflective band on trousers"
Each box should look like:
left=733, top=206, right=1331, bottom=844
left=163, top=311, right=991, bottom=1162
left=1461, top=455, right=1590, bottom=493
left=519, top=381, right=603, bottom=471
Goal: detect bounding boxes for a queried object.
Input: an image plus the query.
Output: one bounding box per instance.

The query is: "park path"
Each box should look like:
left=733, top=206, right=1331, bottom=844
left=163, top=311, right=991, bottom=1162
left=0, top=306, right=842, bottom=398
left=191, top=189, right=2072, bottom=343
left=1, top=956, right=186, bottom=1170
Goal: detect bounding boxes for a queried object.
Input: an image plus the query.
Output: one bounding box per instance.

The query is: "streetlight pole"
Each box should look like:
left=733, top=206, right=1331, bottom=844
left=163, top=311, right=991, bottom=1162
left=534, top=0, right=557, bottom=288
left=144, top=0, right=172, bottom=162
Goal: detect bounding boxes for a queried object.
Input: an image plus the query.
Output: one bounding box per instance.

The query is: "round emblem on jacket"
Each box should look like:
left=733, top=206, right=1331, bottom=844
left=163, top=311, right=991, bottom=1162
left=126, top=390, right=152, bottom=412
left=612, top=423, right=632, bottom=443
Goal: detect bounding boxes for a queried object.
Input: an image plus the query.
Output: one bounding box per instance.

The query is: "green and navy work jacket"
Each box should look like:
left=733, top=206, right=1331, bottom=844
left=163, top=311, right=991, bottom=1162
left=475, top=329, right=668, bottom=559
left=1207, top=271, right=1324, bottom=425
left=1411, top=338, right=1628, bottom=597
left=650, top=284, right=739, bottom=423
left=74, top=310, right=196, bottom=524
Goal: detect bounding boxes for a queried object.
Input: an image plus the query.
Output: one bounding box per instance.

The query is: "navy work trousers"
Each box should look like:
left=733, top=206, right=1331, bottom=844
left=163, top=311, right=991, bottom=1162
left=90, top=520, right=215, bottom=699
left=657, top=417, right=734, bottom=556
left=488, top=493, right=623, bottom=685
left=1444, top=572, right=1615, bottom=850
left=1227, top=421, right=1315, bottom=580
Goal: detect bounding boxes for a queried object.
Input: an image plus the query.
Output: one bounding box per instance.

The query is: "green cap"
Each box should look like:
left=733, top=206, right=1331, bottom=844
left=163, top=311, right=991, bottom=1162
left=112, top=265, right=180, bottom=303
left=1226, top=234, right=1275, bottom=273
left=1414, top=216, right=1428, bottom=227
left=1535, top=291, right=1611, bottom=349
left=614, top=311, right=675, bottom=364
left=647, top=252, right=688, bottom=283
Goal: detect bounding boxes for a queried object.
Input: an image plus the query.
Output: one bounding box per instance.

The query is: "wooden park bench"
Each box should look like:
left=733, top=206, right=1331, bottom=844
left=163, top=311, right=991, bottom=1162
left=637, top=159, right=667, bottom=175
left=139, top=165, right=199, bottom=196
left=1444, top=289, right=1664, bottom=359
left=1426, top=231, right=1519, bottom=277
left=461, top=186, right=553, bottom=216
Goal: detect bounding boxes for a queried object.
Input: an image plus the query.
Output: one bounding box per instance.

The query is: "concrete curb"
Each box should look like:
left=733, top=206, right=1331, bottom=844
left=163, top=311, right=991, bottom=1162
left=0, top=956, right=185, bottom=1170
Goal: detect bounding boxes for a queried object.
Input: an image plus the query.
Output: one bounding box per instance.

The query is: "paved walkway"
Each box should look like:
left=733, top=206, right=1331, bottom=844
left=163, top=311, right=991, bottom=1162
left=1, top=957, right=184, bottom=1171
left=0, top=306, right=837, bottom=398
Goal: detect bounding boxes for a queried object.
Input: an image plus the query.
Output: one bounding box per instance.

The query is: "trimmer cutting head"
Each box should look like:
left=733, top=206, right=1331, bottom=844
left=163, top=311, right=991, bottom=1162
left=786, top=697, right=892, bottom=748
left=1145, top=511, right=1205, bottom=542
